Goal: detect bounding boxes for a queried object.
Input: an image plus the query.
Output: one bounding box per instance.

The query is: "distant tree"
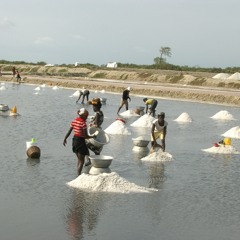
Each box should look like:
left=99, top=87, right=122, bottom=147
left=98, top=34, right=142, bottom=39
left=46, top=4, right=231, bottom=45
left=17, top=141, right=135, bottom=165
left=154, top=47, right=172, bottom=66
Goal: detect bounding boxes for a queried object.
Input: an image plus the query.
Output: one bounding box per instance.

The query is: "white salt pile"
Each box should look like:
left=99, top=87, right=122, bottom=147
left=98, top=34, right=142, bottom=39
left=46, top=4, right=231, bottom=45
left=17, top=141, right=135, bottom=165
left=210, top=110, right=235, bottom=120
left=0, top=86, right=6, bottom=90
left=52, top=86, right=59, bottom=90
left=41, top=84, right=46, bottom=88
left=222, top=126, right=240, bottom=139
left=141, top=149, right=173, bottom=162
left=202, top=145, right=240, bottom=154
left=174, top=112, right=192, bottom=122
left=227, top=72, right=240, bottom=80
left=0, top=82, right=5, bottom=85
left=34, top=87, right=41, bottom=91
left=104, top=119, right=131, bottom=135
left=212, top=73, right=230, bottom=79
left=72, top=90, right=80, bottom=97
left=131, top=114, right=155, bottom=128
left=119, top=110, right=140, bottom=118
left=67, top=172, right=157, bottom=193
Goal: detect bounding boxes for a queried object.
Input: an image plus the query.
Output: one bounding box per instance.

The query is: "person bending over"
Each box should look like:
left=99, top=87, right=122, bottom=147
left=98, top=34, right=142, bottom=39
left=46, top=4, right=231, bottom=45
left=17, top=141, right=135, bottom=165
left=143, top=98, right=158, bottom=117
left=117, top=87, right=131, bottom=114
left=151, top=112, right=167, bottom=151
left=76, top=89, right=90, bottom=104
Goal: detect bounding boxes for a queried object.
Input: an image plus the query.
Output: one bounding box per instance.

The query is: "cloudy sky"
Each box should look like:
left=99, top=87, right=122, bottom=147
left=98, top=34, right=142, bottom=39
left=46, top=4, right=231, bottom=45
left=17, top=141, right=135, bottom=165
left=1, top=0, right=239, bottom=68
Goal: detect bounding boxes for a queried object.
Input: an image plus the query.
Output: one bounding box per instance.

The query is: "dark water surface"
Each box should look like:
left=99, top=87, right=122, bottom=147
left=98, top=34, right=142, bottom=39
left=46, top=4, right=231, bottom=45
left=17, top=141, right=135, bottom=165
left=1, top=82, right=240, bottom=240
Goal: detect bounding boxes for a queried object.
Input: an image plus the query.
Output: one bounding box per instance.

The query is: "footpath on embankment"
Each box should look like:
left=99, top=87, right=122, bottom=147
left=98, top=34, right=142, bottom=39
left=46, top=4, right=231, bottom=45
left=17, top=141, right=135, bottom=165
left=1, top=74, right=240, bottom=107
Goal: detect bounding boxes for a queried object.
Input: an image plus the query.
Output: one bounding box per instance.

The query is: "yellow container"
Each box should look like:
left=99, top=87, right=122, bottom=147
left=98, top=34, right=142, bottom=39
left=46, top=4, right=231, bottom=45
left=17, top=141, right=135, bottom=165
left=224, top=138, right=231, bottom=145
left=11, top=106, right=17, bottom=113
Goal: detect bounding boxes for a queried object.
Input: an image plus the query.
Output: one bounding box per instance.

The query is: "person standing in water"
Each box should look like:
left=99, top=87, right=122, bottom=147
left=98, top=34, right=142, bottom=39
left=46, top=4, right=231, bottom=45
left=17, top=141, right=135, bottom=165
left=76, top=89, right=90, bottom=104
left=117, top=86, right=131, bottom=114
left=143, top=98, right=158, bottom=117
left=63, top=108, right=96, bottom=176
left=151, top=112, right=168, bottom=151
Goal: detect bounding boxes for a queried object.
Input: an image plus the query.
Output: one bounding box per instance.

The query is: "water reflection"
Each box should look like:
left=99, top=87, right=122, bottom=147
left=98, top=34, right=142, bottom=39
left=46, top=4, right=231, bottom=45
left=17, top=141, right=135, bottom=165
left=65, top=190, right=106, bottom=240
left=147, top=162, right=166, bottom=189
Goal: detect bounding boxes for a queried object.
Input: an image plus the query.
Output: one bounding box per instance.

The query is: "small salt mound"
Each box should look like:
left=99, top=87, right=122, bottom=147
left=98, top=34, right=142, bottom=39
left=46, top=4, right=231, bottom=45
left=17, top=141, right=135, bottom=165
left=100, top=90, right=105, bottom=93
left=131, top=114, right=155, bottom=127
left=33, top=92, right=40, bottom=95
left=212, top=73, right=230, bottom=79
left=1, top=82, right=5, bottom=85
left=174, top=112, right=192, bottom=122
left=141, top=149, right=173, bottom=162
left=72, top=90, right=80, bottom=97
left=227, top=72, right=240, bottom=80
left=0, top=86, right=6, bottom=90
left=119, top=110, right=139, bottom=118
left=104, top=120, right=131, bottom=135
left=210, top=110, right=235, bottom=120
left=222, top=126, right=240, bottom=139
left=34, top=87, right=41, bottom=91
left=67, top=172, right=157, bottom=193
left=41, top=84, right=46, bottom=88
left=202, top=145, right=240, bottom=154
left=52, top=86, right=59, bottom=90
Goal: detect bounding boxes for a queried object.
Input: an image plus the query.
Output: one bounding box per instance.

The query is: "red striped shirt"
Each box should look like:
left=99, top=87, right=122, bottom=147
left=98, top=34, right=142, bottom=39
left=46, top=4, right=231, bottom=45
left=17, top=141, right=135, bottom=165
left=71, top=117, right=87, bottom=137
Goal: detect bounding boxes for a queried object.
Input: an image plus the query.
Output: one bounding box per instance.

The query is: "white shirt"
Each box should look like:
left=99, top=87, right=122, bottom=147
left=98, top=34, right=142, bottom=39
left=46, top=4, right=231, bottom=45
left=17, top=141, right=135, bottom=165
left=153, top=119, right=168, bottom=132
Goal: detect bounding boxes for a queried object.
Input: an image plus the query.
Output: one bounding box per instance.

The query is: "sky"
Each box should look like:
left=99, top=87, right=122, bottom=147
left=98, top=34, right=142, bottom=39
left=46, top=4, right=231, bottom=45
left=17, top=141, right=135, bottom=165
left=0, top=0, right=240, bottom=68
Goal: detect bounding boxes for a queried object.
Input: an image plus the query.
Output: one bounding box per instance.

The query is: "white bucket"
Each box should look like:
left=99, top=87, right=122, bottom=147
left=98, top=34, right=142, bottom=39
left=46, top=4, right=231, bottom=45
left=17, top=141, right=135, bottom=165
left=26, top=139, right=37, bottom=150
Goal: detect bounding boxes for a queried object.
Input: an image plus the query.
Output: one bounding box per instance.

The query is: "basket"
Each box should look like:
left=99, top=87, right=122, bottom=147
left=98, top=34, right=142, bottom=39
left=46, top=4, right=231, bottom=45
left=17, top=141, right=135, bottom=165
left=26, top=146, right=41, bottom=159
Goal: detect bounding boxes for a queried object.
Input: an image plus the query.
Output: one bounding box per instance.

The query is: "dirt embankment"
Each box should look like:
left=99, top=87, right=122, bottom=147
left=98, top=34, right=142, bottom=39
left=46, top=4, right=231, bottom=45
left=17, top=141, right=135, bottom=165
left=1, top=64, right=240, bottom=106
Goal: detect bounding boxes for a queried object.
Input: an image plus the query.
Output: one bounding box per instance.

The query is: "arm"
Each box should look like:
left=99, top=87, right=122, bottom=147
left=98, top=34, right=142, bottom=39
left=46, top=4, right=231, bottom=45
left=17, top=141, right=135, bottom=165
left=63, top=127, right=73, bottom=146
left=161, top=126, right=167, bottom=151
left=145, top=104, right=149, bottom=114
left=76, top=92, right=83, bottom=103
left=151, top=123, right=157, bottom=146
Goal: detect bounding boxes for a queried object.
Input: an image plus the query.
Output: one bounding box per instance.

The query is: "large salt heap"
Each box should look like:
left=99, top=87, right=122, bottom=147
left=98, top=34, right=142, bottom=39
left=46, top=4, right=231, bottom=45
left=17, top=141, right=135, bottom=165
left=222, top=126, right=240, bottom=138
left=212, top=73, right=230, bottom=79
left=227, top=72, right=240, bottom=80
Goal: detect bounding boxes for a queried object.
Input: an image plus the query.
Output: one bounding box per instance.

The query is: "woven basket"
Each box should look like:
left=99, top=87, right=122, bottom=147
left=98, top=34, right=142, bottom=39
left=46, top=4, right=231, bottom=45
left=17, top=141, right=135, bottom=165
left=26, top=146, right=41, bottom=159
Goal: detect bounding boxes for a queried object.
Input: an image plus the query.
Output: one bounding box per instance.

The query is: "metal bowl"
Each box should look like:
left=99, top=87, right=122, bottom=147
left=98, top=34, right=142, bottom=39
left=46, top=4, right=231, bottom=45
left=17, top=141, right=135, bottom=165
left=132, top=139, right=150, bottom=147
left=89, top=155, right=113, bottom=168
left=88, top=127, right=110, bottom=148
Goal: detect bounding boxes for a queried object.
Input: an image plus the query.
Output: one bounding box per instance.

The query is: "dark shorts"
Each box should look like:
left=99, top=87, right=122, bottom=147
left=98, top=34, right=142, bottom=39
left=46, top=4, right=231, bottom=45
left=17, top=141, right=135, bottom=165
left=72, top=136, right=89, bottom=155
left=150, top=100, right=158, bottom=110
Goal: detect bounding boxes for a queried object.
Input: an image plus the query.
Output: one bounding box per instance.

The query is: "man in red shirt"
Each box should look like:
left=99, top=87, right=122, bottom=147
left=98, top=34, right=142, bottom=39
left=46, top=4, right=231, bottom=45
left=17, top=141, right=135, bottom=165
left=63, top=108, right=96, bottom=175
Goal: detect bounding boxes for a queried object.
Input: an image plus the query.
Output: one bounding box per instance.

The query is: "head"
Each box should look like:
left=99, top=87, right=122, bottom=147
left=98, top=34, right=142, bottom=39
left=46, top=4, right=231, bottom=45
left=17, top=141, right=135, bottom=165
left=158, top=112, right=165, bottom=120
left=77, top=108, right=89, bottom=119
left=127, top=86, right=131, bottom=91
left=143, top=98, right=148, bottom=102
left=92, top=98, right=102, bottom=111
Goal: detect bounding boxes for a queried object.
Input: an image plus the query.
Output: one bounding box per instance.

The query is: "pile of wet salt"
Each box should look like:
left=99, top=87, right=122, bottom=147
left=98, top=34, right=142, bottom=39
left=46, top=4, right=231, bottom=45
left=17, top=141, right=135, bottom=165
left=202, top=145, right=240, bottom=154
left=119, top=110, right=139, bottom=118
left=174, top=112, right=192, bottom=122
left=131, top=114, right=155, bottom=128
left=141, top=149, right=173, bottom=162
left=222, top=126, right=240, bottom=138
left=210, top=110, right=235, bottom=120
left=67, top=172, right=157, bottom=193
left=104, top=119, right=131, bottom=135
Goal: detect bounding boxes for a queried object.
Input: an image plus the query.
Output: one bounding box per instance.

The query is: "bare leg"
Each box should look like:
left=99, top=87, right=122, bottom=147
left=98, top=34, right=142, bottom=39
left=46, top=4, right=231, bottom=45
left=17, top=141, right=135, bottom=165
left=76, top=153, right=85, bottom=175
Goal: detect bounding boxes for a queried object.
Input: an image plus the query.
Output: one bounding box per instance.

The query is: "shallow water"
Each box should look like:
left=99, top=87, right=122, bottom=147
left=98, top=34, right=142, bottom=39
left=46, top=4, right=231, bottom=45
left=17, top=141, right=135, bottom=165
left=1, top=82, right=240, bottom=240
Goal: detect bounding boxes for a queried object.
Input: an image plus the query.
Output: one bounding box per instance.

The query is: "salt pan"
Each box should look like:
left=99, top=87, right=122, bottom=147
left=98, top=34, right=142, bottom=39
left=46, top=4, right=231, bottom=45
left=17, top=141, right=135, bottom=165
left=67, top=172, right=157, bottom=193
